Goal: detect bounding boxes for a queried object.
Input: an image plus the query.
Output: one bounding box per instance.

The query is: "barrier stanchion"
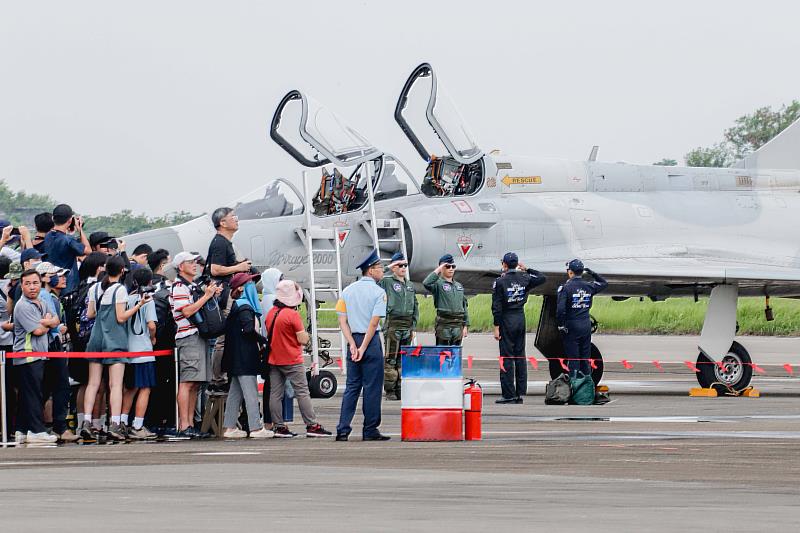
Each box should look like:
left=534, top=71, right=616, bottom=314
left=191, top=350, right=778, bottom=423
left=1, top=350, right=8, bottom=448
left=174, top=348, right=179, bottom=431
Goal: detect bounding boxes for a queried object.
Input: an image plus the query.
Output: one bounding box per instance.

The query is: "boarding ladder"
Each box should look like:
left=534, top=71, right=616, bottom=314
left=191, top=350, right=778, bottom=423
left=300, top=170, right=347, bottom=376
left=361, top=173, right=410, bottom=276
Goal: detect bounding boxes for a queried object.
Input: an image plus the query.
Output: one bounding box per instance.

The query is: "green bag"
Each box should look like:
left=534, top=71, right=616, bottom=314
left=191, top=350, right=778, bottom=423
left=569, top=372, right=595, bottom=405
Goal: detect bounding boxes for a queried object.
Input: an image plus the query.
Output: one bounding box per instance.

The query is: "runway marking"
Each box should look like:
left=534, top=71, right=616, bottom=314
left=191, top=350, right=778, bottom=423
left=192, top=452, right=261, bottom=456
left=0, top=460, right=92, bottom=466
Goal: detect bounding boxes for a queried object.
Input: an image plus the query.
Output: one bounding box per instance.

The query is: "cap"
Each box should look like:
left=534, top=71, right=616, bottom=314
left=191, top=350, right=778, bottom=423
left=172, top=252, right=201, bottom=268
left=230, top=272, right=261, bottom=291
left=52, top=204, right=74, bottom=222
left=502, top=252, right=519, bottom=269
left=35, top=262, right=60, bottom=275
left=567, top=259, right=584, bottom=274
left=275, top=279, right=303, bottom=307
left=438, top=254, right=455, bottom=265
left=389, top=252, right=406, bottom=268
left=4, top=262, right=22, bottom=280
left=356, top=250, right=381, bottom=272
left=20, top=248, right=44, bottom=264
left=89, top=231, right=117, bottom=249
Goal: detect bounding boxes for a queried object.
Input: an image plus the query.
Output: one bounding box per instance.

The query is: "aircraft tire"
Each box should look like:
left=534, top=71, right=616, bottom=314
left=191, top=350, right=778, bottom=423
left=547, top=343, right=604, bottom=384
left=696, top=341, right=753, bottom=393
left=308, top=370, right=338, bottom=399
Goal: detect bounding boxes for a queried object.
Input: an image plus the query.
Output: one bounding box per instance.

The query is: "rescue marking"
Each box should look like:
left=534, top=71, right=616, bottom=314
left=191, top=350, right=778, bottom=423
left=501, top=175, right=541, bottom=186
left=337, top=229, right=350, bottom=247
left=451, top=200, right=473, bottom=213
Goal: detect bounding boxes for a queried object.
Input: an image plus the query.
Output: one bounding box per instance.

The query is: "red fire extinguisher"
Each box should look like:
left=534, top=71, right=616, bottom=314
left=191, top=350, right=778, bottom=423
left=464, top=379, right=483, bottom=441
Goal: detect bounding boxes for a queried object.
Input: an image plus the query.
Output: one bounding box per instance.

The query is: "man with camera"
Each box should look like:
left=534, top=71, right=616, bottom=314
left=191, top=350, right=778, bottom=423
left=0, top=220, right=33, bottom=261
left=43, top=204, right=91, bottom=295
left=206, top=207, right=252, bottom=391
left=169, top=252, right=222, bottom=438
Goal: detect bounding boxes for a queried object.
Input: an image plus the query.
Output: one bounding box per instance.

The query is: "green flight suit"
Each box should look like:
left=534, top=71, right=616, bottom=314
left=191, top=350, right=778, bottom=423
left=378, top=274, right=419, bottom=398
left=423, top=271, right=469, bottom=346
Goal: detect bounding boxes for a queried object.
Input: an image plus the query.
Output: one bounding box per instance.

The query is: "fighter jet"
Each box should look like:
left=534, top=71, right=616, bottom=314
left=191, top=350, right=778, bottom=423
left=126, top=63, right=800, bottom=393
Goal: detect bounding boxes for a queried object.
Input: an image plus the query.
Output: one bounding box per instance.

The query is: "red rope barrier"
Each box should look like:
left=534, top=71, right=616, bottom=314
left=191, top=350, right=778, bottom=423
left=3, top=350, right=173, bottom=359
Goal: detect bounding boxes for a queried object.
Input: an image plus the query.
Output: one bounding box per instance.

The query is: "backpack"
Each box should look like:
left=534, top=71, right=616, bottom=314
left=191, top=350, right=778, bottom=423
left=61, top=278, right=93, bottom=349
left=569, top=372, right=596, bottom=405
left=544, top=373, right=572, bottom=405
left=173, top=277, right=225, bottom=339
left=152, top=281, right=177, bottom=350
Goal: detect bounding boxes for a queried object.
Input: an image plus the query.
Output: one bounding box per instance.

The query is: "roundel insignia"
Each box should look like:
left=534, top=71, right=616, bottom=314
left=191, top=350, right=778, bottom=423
left=443, top=284, right=452, bottom=292
left=392, top=282, right=402, bottom=292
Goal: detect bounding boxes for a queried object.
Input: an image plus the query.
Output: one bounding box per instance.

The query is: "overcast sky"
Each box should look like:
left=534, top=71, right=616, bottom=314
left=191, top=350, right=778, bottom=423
left=1, top=1, right=798, bottom=216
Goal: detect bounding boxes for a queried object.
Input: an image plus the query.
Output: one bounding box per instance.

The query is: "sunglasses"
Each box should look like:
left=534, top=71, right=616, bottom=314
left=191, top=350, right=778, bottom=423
left=396, top=263, right=408, bottom=268
left=444, top=264, right=456, bottom=269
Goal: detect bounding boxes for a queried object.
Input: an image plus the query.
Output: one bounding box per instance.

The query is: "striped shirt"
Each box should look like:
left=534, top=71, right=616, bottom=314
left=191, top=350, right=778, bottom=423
left=169, top=279, right=198, bottom=339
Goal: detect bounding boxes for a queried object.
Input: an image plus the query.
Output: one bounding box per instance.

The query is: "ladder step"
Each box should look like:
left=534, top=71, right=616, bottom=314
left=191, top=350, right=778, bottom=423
left=309, top=249, right=336, bottom=254
left=313, top=287, right=339, bottom=292
left=315, top=308, right=339, bottom=313
left=378, top=238, right=402, bottom=243
left=317, top=327, right=341, bottom=332
left=313, top=269, right=339, bottom=273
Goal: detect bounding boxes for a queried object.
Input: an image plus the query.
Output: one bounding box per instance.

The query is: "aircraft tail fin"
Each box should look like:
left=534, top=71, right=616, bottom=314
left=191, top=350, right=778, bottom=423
left=736, top=116, right=800, bottom=170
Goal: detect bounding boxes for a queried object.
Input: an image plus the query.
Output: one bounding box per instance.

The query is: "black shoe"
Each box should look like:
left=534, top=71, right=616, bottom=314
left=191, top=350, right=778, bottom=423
left=306, top=424, right=332, bottom=438
left=363, top=433, right=391, bottom=441
left=514, top=397, right=524, bottom=404
left=79, top=422, right=97, bottom=443
left=335, top=433, right=349, bottom=441
left=273, top=426, right=297, bottom=438
left=385, top=391, right=400, bottom=401
left=495, top=397, right=516, bottom=404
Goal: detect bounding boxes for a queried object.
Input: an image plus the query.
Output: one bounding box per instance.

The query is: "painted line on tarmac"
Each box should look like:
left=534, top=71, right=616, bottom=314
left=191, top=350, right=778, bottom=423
left=192, top=451, right=262, bottom=456
left=482, top=430, right=800, bottom=440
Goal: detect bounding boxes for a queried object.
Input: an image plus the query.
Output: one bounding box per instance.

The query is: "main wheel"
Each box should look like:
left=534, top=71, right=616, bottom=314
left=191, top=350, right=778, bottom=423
left=547, top=343, right=604, bottom=384
left=308, top=370, right=338, bottom=399
left=696, top=341, right=753, bottom=393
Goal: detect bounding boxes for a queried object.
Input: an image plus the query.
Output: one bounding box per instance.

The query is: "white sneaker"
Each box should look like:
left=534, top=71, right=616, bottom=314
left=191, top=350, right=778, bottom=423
left=26, top=431, right=58, bottom=444
left=248, top=427, right=275, bottom=439
left=14, top=431, right=26, bottom=444
left=223, top=428, right=247, bottom=439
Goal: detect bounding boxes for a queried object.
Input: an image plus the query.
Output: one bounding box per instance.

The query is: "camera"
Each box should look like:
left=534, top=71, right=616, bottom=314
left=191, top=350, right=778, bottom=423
left=9, top=227, right=20, bottom=236
left=138, top=285, right=157, bottom=296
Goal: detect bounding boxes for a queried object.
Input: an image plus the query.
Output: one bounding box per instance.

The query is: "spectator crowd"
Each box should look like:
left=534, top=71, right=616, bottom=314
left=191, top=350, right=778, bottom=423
left=1, top=204, right=332, bottom=445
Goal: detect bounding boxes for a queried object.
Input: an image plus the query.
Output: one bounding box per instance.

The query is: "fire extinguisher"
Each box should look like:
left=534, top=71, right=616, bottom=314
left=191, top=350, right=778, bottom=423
left=464, top=379, right=483, bottom=441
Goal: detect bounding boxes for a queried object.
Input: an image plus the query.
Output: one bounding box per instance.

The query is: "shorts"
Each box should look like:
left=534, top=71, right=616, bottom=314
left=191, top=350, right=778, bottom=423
left=176, top=334, right=209, bottom=383
left=124, top=361, right=158, bottom=389
left=86, top=356, right=129, bottom=365
left=69, top=359, right=89, bottom=384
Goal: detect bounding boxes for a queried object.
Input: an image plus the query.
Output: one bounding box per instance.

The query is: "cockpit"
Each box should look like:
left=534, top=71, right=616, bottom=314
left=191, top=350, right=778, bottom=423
left=421, top=156, right=483, bottom=197
left=394, top=63, right=486, bottom=198
left=269, top=89, right=420, bottom=217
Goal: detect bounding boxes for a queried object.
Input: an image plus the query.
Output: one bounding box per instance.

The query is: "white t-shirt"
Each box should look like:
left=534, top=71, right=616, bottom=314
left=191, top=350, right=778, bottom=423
left=90, top=282, right=129, bottom=307
left=127, top=293, right=157, bottom=363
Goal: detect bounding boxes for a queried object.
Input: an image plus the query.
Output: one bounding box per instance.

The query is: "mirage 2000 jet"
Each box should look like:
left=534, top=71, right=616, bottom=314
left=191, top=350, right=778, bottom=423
left=126, top=62, right=800, bottom=393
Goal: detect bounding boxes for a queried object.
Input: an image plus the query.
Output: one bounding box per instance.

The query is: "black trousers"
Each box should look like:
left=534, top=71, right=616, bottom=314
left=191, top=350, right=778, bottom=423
left=146, top=350, right=176, bottom=428
left=563, top=320, right=592, bottom=377
left=498, top=312, right=527, bottom=399
left=43, top=358, right=70, bottom=434
left=1, top=345, right=15, bottom=435
left=15, top=360, right=46, bottom=434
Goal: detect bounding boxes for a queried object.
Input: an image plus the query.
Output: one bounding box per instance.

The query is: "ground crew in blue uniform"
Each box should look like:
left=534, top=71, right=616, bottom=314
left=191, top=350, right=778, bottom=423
left=378, top=252, right=418, bottom=401
left=423, top=254, right=469, bottom=345
left=491, top=252, right=547, bottom=404
left=556, top=259, right=608, bottom=377
left=334, top=250, right=391, bottom=441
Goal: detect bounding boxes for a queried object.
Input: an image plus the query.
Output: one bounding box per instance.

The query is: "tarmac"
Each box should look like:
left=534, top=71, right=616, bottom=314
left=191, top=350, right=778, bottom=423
left=1, top=334, right=799, bottom=531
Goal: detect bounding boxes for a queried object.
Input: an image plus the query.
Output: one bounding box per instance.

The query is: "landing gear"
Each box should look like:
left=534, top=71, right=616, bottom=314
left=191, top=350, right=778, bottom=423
left=307, top=370, right=338, bottom=399
left=696, top=341, right=753, bottom=393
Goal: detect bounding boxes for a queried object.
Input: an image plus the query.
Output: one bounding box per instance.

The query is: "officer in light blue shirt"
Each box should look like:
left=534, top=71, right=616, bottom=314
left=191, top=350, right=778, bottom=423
left=334, top=249, right=389, bottom=441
